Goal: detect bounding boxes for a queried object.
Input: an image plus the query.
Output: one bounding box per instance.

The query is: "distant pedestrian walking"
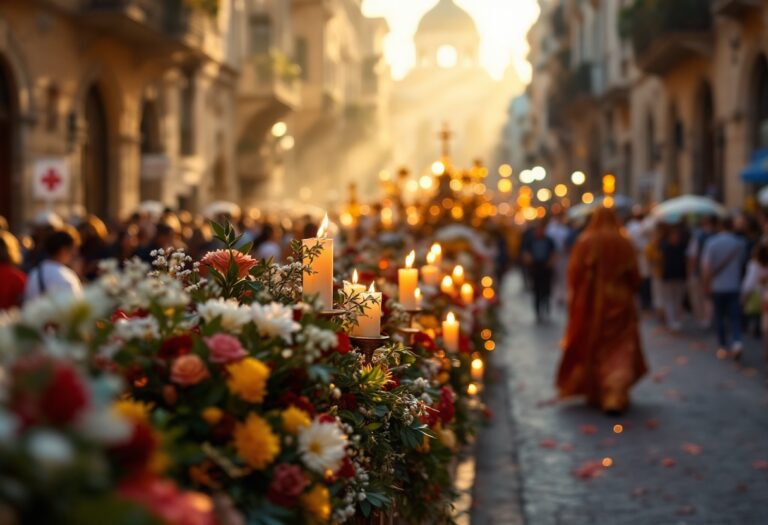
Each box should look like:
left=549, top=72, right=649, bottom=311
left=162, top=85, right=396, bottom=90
left=521, top=221, right=556, bottom=323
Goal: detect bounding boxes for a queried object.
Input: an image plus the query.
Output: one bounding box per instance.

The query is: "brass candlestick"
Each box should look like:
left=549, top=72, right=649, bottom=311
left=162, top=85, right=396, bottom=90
left=350, top=334, right=390, bottom=362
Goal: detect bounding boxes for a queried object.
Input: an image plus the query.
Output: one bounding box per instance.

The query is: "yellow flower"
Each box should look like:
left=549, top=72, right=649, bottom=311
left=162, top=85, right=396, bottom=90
left=233, top=413, right=280, bottom=470
left=226, top=357, right=270, bottom=403
left=281, top=406, right=312, bottom=435
left=113, top=399, right=152, bottom=421
left=202, top=407, right=223, bottom=425
left=302, top=484, right=331, bottom=522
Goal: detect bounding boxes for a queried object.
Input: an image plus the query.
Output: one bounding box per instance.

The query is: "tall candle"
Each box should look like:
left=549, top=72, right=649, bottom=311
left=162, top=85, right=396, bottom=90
left=353, top=283, right=382, bottom=337
left=303, top=214, right=334, bottom=309
left=415, top=287, right=422, bottom=307
left=452, top=265, right=465, bottom=286
left=343, top=269, right=365, bottom=300
left=398, top=250, right=419, bottom=310
left=440, top=275, right=455, bottom=295
left=430, top=243, right=442, bottom=266
left=460, top=283, right=474, bottom=305
left=442, top=311, right=459, bottom=353
left=421, top=251, right=441, bottom=286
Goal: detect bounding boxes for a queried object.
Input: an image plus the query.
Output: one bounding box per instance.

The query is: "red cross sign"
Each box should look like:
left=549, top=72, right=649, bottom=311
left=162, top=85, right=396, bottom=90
left=34, top=158, right=69, bottom=201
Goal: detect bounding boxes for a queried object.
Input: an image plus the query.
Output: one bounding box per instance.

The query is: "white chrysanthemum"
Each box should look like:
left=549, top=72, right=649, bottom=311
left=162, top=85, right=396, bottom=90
left=251, top=302, right=300, bottom=342
left=197, top=298, right=252, bottom=334
left=21, top=286, right=112, bottom=333
left=27, top=430, right=74, bottom=469
left=298, top=419, right=347, bottom=474
left=75, top=408, right=132, bottom=445
left=112, top=316, right=160, bottom=341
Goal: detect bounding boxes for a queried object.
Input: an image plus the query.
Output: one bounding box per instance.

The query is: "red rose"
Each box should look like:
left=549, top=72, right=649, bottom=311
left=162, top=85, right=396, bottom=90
left=335, top=332, right=352, bottom=355
left=159, top=334, right=194, bottom=360
left=267, top=464, right=308, bottom=507
left=39, top=363, right=89, bottom=426
left=118, top=472, right=217, bottom=525
left=413, top=332, right=437, bottom=353
left=318, top=413, right=336, bottom=424
left=438, top=386, right=455, bottom=424
left=111, top=419, right=157, bottom=470
left=337, top=456, right=356, bottom=479
left=279, top=392, right=316, bottom=416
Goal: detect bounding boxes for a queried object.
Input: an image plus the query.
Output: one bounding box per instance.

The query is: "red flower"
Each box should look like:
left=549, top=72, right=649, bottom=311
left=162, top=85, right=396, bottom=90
left=267, top=464, right=308, bottom=507
left=335, top=332, right=352, bottom=355
left=413, top=332, right=437, bottom=353
left=111, top=308, right=148, bottom=323
left=111, top=419, right=157, bottom=471
left=200, top=249, right=257, bottom=279
left=118, top=472, right=217, bottom=525
left=384, top=374, right=400, bottom=391
left=437, top=386, right=455, bottom=425
left=337, top=456, right=356, bottom=479
left=279, top=392, right=316, bottom=417
left=338, top=393, right=358, bottom=411
left=458, top=333, right=472, bottom=354
left=318, top=413, right=337, bottom=424
left=158, top=334, right=194, bottom=360
left=39, top=362, right=89, bottom=426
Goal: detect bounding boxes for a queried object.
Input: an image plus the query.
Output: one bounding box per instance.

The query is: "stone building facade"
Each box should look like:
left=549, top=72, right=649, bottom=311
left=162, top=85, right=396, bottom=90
left=522, top=0, right=768, bottom=207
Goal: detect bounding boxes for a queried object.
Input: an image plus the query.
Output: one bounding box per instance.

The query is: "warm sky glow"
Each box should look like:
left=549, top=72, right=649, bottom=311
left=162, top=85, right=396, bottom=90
left=362, top=0, right=540, bottom=81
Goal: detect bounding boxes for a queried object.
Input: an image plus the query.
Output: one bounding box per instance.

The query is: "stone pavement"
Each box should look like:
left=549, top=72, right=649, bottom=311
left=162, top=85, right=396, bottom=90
left=472, top=273, right=768, bottom=525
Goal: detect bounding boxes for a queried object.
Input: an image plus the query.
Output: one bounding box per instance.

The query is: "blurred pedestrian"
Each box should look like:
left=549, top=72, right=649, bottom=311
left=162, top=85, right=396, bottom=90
left=24, top=230, right=82, bottom=301
left=702, top=217, right=747, bottom=359
left=253, top=222, right=282, bottom=262
left=625, top=211, right=651, bottom=310
left=521, top=220, right=556, bottom=323
left=134, top=222, right=179, bottom=263
left=557, top=207, right=647, bottom=415
left=0, top=230, right=27, bottom=310
left=741, top=242, right=768, bottom=354
left=659, top=224, right=688, bottom=331
left=687, top=216, right=716, bottom=327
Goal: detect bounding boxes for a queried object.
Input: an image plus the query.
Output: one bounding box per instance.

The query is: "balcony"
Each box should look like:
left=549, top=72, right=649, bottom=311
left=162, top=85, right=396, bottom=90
left=79, top=0, right=212, bottom=54
left=620, top=0, right=713, bottom=76
left=712, top=0, right=762, bottom=19
left=239, top=51, right=302, bottom=114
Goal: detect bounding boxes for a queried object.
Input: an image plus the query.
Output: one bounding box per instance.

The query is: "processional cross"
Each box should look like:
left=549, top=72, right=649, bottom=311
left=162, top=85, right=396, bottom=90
left=438, top=122, right=453, bottom=163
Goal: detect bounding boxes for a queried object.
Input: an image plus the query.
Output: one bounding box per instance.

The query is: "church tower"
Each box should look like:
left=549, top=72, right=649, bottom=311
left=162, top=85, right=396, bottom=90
left=413, top=0, right=481, bottom=69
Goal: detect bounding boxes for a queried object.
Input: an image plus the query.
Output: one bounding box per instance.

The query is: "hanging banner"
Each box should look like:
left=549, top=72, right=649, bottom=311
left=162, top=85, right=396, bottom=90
left=33, top=157, right=69, bottom=201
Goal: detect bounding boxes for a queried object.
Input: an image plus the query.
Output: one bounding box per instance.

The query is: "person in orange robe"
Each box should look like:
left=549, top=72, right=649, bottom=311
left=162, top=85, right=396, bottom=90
left=556, top=206, right=648, bottom=414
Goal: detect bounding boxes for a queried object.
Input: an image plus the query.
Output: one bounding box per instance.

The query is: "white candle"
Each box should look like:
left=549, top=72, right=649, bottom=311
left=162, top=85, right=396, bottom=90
left=398, top=250, right=419, bottom=310
left=353, top=283, right=382, bottom=337
left=303, top=214, right=334, bottom=309
left=430, top=243, right=442, bottom=266
left=442, top=311, right=459, bottom=353
left=415, top=287, right=422, bottom=307
left=440, top=275, right=455, bottom=296
left=343, top=269, right=365, bottom=300
left=460, top=283, right=474, bottom=305
left=452, top=265, right=465, bottom=286
left=421, top=251, right=441, bottom=286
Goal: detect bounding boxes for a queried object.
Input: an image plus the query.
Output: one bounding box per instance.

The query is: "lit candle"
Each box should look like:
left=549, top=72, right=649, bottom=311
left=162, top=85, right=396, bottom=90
left=460, top=283, right=474, bottom=305
left=415, top=287, right=422, bottom=307
left=440, top=275, right=455, bottom=295
left=430, top=243, right=442, bottom=266
left=303, top=214, right=334, bottom=309
left=353, top=283, right=382, bottom=338
left=442, top=311, right=460, bottom=353
left=471, top=358, right=484, bottom=381
left=452, top=265, right=465, bottom=286
left=398, top=250, right=419, bottom=310
left=421, top=251, right=441, bottom=286
left=343, top=269, right=365, bottom=300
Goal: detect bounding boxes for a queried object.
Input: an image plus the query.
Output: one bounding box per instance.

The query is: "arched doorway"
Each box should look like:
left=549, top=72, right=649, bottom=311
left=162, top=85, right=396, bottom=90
left=0, top=57, right=17, bottom=226
left=749, top=54, right=768, bottom=151
left=82, top=85, right=110, bottom=217
left=692, top=81, right=719, bottom=199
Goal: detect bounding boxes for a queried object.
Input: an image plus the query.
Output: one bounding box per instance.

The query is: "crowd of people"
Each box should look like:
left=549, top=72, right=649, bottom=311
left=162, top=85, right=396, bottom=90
left=519, top=206, right=768, bottom=362
left=0, top=208, right=319, bottom=311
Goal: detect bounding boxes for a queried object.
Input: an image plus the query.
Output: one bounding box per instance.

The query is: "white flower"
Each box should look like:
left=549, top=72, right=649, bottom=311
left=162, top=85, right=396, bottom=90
left=27, top=430, right=74, bottom=469
left=251, top=302, right=300, bottom=342
left=298, top=419, right=347, bottom=474
left=197, top=298, right=252, bottom=334
left=75, top=408, right=132, bottom=445
left=113, top=316, right=160, bottom=341
left=21, top=286, right=112, bottom=334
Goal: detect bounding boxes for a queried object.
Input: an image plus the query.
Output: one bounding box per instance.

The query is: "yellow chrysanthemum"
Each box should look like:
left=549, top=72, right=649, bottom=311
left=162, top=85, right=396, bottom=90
left=281, top=406, right=312, bottom=435
left=302, top=484, right=331, bottom=522
left=233, top=413, right=280, bottom=470
left=113, top=399, right=152, bottom=421
left=226, top=357, right=270, bottom=403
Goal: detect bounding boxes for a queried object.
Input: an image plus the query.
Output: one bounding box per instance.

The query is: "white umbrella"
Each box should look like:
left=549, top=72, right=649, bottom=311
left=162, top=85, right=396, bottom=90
left=203, top=201, right=241, bottom=219
left=758, top=186, right=768, bottom=207
left=651, top=195, right=726, bottom=223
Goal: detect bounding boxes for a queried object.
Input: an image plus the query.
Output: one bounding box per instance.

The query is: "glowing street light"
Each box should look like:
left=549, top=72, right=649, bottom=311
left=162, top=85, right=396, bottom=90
left=498, top=164, right=513, bottom=178
left=271, top=121, right=287, bottom=137
left=537, top=188, right=552, bottom=202
left=554, top=184, right=568, bottom=197
left=571, top=171, right=586, bottom=186
left=532, top=166, right=547, bottom=181
left=519, top=169, right=534, bottom=184
left=582, top=192, right=595, bottom=204
left=497, top=179, right=513, bottom=193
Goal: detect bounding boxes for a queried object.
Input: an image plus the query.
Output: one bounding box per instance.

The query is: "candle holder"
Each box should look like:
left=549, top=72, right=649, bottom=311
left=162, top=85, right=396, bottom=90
left=350, top=334, right=390, bottom=361
left=397, top=326, right=420, bottom=345
left=318, top=308, right=347, bottom=320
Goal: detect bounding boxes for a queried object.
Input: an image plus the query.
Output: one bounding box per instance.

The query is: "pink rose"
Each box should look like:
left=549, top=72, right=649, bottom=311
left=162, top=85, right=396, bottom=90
left=201, top=249, right=257, bottom=279
left=267, top=464, right=309, bottom=507
left=204, top=334, right=247, bottom=364
left=170, top=355, right=209, bottom=387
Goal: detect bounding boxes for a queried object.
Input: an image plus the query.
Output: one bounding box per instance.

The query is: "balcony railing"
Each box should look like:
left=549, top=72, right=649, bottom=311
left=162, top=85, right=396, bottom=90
left=620, top=0, right=714, bottom=75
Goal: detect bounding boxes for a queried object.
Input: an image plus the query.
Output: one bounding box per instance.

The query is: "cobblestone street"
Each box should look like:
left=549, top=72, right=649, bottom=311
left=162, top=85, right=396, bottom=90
left=473, top=274, right=768, bottom=525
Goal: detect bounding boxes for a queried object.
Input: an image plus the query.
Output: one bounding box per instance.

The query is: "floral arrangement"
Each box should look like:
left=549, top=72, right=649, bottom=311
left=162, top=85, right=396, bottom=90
left=0, top=222, right=498, bottom=525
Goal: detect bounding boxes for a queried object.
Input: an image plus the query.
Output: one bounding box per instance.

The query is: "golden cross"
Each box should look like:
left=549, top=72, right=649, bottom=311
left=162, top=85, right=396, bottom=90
left=439, top=122, right=453, bottom=161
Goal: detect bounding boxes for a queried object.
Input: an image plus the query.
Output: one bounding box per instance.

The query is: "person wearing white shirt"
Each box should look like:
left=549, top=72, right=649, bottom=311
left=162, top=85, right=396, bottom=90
left=24, top=230, right=82, bottom=302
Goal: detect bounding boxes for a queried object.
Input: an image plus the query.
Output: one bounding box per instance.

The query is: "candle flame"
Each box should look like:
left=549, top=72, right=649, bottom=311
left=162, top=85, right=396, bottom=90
left=446, top=311, right=456, bottom=323
left=461, top=283, right=473, bottom=295
left=441, top=275, right=454, bottom=289
left=405, top=250, right=415, bottom=269
left=415, top=288, right=422, bottom=300
left=368, top=282, right=376, bottom=293
left=317, top=213, right=329, bottom=238
left=426, top=251, right=436, bottom=264
left=352, top=269, right=359, bottom=284
left=452, top=265, right=464, bottom=279
left=430, top=243, right=442, bottom=256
